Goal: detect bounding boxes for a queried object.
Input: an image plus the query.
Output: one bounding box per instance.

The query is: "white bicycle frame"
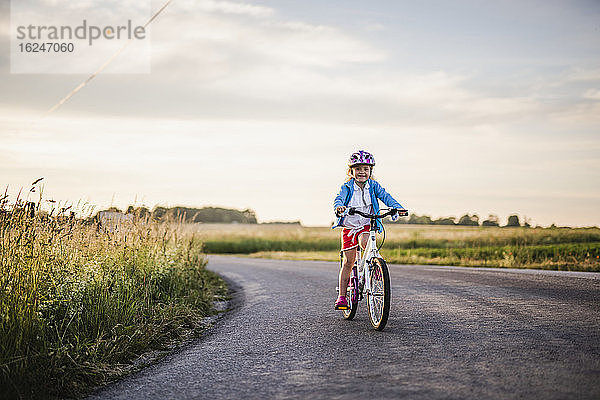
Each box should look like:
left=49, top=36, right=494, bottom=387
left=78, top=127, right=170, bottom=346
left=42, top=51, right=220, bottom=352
left=355, top=226, right=381, bottom=298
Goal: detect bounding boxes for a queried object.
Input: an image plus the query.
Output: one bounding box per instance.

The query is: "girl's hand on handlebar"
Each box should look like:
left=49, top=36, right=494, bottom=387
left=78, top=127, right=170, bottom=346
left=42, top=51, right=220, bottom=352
left=335, top=206, right=346, bottom=217
left=390, top=208, right=408, bottom=221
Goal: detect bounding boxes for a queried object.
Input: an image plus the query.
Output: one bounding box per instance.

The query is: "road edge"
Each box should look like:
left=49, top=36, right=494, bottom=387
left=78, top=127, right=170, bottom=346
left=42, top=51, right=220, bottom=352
left=85, top=270, right=244, bottom=399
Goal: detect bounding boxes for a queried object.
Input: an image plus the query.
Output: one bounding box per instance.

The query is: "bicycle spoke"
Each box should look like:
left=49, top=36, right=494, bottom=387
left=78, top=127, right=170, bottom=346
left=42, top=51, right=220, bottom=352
left=366, top=259, right=390, bottom=330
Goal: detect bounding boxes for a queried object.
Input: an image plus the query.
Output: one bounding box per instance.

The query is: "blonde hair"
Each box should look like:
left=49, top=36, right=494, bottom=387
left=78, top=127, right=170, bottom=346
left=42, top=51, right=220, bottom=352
left=346, top=165, right=374, bottom=181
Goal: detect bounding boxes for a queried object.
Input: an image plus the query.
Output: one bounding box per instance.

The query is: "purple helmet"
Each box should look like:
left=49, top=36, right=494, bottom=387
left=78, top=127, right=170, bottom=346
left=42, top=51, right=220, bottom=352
left=348, top=150, right=375, bottom=167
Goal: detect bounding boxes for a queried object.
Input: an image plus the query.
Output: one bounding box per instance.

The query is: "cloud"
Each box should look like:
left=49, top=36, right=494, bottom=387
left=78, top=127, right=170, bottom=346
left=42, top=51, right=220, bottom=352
left=583, top=88, right=600, bottom=100
left=567, top=67, right=600, bottom=82
left=126, top=4, right=563, bottom=127
left=550, top=101, right=600, bottom=126
left=183, top=0, right=275, bottom=17
left=1, top=0, right=597, bottom=131
left=150, top=6, right=385, bottom=74
left=11, top=0, right=151, bottom=22
left=142, top=5, right=541, bottom=126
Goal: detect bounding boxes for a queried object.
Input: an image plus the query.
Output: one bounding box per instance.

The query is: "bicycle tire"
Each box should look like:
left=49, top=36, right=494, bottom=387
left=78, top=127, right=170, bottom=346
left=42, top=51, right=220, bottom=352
left=366, top=257, right=391, bottom=330
left=343, top=275, right=358, bottom=320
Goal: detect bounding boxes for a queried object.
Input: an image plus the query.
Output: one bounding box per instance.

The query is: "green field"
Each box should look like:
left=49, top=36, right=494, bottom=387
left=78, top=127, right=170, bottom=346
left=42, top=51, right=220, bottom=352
left=190, top=224, right=600, bottom=272
left=0, top=210, right=225, bottom=399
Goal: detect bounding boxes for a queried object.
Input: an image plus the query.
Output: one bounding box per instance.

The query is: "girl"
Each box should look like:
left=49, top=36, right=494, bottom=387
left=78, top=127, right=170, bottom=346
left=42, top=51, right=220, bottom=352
left=332, top=150, right=405, bottom=310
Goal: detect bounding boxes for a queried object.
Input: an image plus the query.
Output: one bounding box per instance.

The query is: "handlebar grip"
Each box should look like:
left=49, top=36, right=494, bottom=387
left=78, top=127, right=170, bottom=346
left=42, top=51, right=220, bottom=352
left=397, top=209, right=409, bottom=217
left=348, top=208, right=356, bottom=215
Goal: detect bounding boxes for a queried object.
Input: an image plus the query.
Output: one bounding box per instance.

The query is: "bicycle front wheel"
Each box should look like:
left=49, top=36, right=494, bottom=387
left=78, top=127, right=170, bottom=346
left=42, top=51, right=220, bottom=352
left=366, top=257, right=391, bottom=330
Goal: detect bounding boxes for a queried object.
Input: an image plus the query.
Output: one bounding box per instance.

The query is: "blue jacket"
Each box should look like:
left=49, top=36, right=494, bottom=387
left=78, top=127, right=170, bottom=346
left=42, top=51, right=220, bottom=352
left=332, top=178, right=403, bottom=232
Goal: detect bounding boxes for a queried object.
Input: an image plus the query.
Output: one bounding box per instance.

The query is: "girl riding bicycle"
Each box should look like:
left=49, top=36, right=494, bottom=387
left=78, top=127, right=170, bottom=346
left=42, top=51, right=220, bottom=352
left=332, top=150, right=405, bottom=310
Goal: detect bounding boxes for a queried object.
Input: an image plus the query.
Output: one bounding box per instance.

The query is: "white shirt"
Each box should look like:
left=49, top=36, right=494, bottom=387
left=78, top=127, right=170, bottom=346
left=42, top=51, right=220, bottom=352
left=343, top=181, right=373, bottom=230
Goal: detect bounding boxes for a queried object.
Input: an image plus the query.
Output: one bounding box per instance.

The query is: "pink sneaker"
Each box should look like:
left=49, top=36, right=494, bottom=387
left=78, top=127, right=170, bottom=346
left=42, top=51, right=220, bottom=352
left=334, top=295, right=349, bottom=310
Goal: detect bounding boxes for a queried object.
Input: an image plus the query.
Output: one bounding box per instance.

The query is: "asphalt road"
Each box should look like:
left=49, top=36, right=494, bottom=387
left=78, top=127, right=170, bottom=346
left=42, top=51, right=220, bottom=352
left=89, top=256, right=600, bottom=400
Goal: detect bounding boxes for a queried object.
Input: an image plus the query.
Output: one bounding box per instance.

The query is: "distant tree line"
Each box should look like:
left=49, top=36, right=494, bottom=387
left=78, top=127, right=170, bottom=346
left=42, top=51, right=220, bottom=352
left=96, top=206, right=258, bottom=224
left=95, top=206, right=529, bottom=227
left=391, top=213, right=529, bottom=228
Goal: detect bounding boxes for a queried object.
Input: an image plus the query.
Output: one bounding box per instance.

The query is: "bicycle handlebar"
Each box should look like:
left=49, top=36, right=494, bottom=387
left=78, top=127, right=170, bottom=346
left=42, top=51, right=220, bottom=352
left=337, top=207, right=408, bottom=219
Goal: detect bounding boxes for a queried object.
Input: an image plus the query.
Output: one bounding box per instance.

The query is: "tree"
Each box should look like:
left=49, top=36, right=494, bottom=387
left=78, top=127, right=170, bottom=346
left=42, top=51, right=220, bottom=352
left=151, top=206, right=168, bottom=220
left=408, top=214, right=432, bottom=225
left=482, top=214, right=499, bottom=227
left=458, top=214, right=479, bottom=226
left=127, top=206, right=150, bottom=218
left=505, top=214, right=520, bottom=227
left=433, top=217, right=456, bottom=225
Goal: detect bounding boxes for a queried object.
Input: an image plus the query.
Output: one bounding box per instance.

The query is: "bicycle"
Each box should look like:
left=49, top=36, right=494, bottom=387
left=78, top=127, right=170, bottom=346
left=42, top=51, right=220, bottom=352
left=336, top=207, right=408, bottom=330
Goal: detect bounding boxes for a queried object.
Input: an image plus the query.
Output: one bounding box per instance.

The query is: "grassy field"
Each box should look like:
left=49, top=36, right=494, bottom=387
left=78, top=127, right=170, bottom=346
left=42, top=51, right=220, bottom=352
left=0, top=207, right=226, bottom=399
left=190, top=224, right=600, bottom=272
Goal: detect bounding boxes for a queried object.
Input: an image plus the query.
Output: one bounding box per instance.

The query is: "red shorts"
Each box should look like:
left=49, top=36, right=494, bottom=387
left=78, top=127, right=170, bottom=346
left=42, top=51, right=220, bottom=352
left=341, top=225, right=370, bottom=251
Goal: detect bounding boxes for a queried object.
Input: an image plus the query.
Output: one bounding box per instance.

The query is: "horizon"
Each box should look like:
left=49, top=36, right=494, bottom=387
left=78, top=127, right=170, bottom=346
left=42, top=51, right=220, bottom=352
left=3, top=180, right=595, bottom=229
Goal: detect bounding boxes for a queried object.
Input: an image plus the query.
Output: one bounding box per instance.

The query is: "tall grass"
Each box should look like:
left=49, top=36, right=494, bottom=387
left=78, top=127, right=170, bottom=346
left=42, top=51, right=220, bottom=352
left=192, top=224, right=600, bottom=272
left=0, top=200, right=225, bottom=399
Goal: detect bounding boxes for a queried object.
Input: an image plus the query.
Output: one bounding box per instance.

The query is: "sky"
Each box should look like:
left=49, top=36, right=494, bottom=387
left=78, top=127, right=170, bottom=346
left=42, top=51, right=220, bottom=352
left=1, top=0, right=599, bottom=227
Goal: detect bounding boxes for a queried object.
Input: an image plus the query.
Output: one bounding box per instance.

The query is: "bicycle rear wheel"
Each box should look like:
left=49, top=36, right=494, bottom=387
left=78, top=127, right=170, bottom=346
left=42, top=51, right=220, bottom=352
left=366, top=257, right=390, bottom=330
left=343, top=273, right=358, bottom=320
